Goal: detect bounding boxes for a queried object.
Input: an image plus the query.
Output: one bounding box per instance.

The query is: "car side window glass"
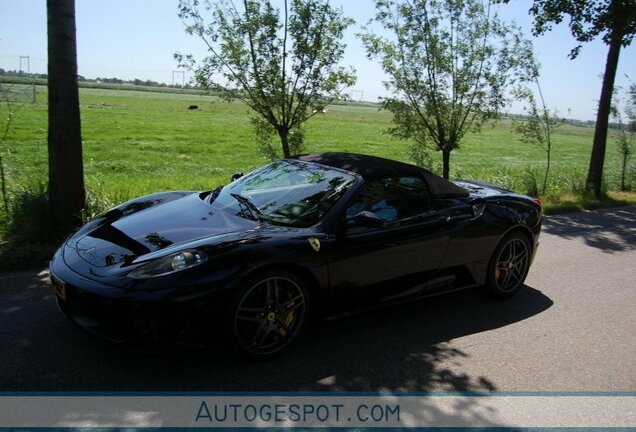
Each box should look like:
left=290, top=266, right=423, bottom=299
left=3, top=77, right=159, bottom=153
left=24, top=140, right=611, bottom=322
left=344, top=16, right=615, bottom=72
left=346, top=176, right=433, bottom=224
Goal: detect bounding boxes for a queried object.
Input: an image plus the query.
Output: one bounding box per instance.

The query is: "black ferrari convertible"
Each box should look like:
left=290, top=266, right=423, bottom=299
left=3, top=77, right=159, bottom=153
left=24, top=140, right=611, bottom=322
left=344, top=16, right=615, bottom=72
left=50, top=152, right=542, bottom=357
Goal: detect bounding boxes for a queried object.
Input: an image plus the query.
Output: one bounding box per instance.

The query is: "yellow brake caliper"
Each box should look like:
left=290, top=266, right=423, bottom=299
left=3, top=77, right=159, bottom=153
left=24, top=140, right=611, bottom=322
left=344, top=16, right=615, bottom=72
left=278, top=301, right=296, bottom=337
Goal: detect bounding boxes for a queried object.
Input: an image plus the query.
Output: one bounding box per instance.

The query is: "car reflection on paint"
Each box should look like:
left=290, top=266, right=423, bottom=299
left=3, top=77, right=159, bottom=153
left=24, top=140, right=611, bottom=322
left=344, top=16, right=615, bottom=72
left=50, top=152, right=542, bottom=357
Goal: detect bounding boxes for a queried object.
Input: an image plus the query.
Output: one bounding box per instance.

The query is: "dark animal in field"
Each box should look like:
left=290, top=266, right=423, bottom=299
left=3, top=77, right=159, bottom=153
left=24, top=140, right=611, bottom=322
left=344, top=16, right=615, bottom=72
left=188, top=105, right=199, bottom=110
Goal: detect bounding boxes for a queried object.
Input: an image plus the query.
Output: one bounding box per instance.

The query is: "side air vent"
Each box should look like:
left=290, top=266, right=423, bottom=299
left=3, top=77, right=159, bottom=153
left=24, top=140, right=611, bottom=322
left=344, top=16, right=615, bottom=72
left=472, top=202, right=486, bottom=219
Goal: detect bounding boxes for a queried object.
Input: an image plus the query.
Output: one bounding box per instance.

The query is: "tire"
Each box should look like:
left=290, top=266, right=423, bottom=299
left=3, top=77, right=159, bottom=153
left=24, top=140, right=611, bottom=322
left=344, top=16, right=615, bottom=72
left=228, top=270, right=309, bottom=358
left=484, top=232, right=532, bottom=298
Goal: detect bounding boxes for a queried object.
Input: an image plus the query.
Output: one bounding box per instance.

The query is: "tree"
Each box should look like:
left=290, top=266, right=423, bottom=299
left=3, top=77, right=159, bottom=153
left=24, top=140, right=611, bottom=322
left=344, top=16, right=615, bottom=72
left=47, top=0, right=85, bottom=226
left=512, top=76, right=563, bottom=195
left=0, top=84, right=22, bottom=213
left=519, top=0, right=636, bottom=198
left=176, top=0, right=356, bottom=159
left=361, top=0, right=534, bottom=179
left=612, top=83, right=636, bottom=191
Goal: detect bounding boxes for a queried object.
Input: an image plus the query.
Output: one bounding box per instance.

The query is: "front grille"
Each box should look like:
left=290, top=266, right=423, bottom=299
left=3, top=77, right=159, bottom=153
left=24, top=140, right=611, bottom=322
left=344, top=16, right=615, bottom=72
left=60, top=283, right=185, bottom=345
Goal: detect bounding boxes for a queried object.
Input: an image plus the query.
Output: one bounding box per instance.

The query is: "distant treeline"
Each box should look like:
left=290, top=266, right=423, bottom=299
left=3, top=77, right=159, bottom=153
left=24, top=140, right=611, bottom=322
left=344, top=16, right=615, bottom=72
left=0, top=70, right=380, bottom=108
left=0, top=69, right=214, bottom=96
left=2, top=69, right=631, bottom=130
left=0, top=68, right=195, bottom=89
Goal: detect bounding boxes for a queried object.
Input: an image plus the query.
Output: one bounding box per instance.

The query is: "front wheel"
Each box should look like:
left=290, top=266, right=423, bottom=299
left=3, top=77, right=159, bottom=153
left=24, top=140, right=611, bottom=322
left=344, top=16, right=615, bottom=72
left=484, top=233, right=532, bottom=298
left=229, top=271, right=308, bottom=358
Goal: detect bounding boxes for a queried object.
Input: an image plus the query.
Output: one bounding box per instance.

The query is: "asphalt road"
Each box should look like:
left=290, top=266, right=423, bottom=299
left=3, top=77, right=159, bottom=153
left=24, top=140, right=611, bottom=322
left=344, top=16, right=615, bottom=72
left=0, top=206, right=634, bottom=392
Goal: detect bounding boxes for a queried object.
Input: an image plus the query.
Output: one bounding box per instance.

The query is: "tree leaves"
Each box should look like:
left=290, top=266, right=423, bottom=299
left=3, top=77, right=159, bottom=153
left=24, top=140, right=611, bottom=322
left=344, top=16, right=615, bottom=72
left=176, top=0, right=356, bottom=159
left=361, top=0, right=535, bottom=178
left=524, top=0, right=635, bottom=58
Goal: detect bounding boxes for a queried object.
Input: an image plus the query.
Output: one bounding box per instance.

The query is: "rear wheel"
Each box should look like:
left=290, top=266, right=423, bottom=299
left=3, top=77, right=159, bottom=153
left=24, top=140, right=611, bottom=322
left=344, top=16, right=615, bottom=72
left=485, top=233, right=531, bottom=298
left=229, top=271, right=308, bottom=358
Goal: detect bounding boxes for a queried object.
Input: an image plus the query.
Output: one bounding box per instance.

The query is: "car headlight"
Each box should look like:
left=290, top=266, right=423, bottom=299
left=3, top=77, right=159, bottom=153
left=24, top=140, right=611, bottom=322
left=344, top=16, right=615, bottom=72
left=128, top=250, right=207, bottom=279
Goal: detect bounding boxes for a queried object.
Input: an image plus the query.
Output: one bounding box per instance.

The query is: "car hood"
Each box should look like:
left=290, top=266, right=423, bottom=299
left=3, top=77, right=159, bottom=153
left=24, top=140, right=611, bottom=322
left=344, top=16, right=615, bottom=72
left=64, top=192, right=257, bottom=269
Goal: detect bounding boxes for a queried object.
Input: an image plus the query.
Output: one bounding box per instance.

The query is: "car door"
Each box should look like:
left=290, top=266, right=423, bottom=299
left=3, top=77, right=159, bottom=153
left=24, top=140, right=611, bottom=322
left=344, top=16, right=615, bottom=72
left=326, top=176, right=452, bottom=309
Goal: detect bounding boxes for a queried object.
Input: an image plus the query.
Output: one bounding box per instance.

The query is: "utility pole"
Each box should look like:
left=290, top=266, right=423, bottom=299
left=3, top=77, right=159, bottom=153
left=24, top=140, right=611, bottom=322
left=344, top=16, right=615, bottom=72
left=172, top=71, right=185, bottom=88
left=19, top=56, right=30, bottom=74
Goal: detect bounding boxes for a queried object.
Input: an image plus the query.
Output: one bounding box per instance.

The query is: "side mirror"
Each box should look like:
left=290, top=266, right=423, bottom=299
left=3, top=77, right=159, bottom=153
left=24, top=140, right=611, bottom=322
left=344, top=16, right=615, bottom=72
left=351, top=210, right=386, bottom=228
left=231, top=172, right=244, bottom=181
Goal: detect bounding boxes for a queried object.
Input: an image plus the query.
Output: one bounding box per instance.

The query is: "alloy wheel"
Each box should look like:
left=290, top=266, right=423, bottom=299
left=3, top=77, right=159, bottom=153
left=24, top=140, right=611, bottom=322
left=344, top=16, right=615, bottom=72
left=494, top=237, right=530, bottom=293
left=233, top=275, right=307, bottom=356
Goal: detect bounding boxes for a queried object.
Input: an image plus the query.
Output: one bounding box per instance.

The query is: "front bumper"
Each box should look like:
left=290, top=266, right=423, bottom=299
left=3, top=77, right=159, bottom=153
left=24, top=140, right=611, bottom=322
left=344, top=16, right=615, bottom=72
left=49, top=257, right=227, bottom=348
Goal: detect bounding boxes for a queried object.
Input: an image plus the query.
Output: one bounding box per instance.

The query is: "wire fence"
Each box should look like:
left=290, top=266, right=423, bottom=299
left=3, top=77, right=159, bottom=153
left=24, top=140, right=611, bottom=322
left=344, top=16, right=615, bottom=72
left=0, top=83, right=36, bottom=104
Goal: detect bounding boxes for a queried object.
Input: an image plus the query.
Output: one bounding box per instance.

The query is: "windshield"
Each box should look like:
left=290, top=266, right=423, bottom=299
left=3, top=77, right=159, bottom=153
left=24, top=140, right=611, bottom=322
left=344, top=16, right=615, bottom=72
left=211, top=160, right=356, bottom=227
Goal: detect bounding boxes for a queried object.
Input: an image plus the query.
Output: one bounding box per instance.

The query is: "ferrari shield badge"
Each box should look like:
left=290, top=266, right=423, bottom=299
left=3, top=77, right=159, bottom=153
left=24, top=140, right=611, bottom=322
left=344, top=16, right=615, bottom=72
left=308, top=238, right=321, bottom=252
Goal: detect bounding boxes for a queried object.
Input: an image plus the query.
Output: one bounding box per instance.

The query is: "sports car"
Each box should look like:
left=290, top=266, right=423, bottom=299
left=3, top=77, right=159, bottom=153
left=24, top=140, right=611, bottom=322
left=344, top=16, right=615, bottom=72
left=50, top=152, right=542, bottom=357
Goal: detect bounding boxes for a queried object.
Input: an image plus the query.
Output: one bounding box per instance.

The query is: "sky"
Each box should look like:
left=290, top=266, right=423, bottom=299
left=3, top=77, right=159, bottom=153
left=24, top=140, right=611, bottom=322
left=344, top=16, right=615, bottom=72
left=0, top=0, right=634, bottom=121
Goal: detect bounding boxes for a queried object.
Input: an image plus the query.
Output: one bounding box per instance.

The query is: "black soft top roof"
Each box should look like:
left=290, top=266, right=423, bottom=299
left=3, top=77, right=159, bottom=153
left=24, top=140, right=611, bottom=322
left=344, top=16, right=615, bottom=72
left=292, top=152, right=469, bottom=199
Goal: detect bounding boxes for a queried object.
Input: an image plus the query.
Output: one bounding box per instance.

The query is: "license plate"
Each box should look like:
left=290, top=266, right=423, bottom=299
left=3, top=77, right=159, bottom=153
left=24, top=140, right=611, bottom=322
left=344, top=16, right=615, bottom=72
left=51, top=275, right=66, bottom=301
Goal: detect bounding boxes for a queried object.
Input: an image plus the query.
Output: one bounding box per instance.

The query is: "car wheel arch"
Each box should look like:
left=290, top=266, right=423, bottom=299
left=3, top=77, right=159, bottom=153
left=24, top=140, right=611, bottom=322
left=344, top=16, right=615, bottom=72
left=500, top=225, right=535, bottom=253
left=238, top=262, right=324, bottom=318
left=483, top=228, right=534, bottom=298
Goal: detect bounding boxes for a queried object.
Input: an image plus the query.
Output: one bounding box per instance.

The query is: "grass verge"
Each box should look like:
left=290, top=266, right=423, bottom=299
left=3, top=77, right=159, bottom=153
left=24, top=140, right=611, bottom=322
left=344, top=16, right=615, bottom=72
left=542, top=191, right=636, bottom=215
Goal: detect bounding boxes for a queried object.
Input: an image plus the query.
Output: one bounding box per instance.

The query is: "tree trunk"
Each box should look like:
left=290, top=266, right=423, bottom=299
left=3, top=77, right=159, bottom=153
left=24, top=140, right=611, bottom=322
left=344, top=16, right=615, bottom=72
left=0, top=155, right=8, bottom=213
left=542, top=149, right=550, bottom=196
left=48, top=0, right=85, bottom=226
left=537, top=77, right=551, bottom=196
left=442, top=148, right=451, bottom=179
left=585, top=36, right=622, bottom=199
left=621, top=153, right=627, bottom=191
left=277, top=126, right=291, bottom=158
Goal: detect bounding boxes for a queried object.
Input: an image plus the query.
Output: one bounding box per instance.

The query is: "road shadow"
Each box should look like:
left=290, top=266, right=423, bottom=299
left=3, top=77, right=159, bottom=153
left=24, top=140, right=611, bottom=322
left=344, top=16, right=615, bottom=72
left=0, top=270, right=550, bottom=428
left=295, top=285, right=552, bottom=392
left=0, top=270, right=552, bottom=394
left=543, top=206, right=636, bottom=253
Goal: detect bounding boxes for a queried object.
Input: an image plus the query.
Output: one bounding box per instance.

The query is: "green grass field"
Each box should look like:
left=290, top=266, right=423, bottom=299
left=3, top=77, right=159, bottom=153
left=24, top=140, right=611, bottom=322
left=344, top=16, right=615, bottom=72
left=2, top=85, right=634, bottom=205
left=1, top=85, right=634, bottom=270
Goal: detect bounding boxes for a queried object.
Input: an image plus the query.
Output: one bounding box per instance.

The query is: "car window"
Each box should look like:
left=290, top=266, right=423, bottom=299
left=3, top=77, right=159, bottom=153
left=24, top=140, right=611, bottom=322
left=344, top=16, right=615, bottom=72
left=213, top=160, right=356, bottom=227
left=346, top=176, right=433, bottom=223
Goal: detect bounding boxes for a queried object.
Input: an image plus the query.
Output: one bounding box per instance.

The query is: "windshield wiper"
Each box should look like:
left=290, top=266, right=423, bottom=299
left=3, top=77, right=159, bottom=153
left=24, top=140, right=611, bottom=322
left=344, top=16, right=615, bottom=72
left=230, top=193, right=264, bottom=221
